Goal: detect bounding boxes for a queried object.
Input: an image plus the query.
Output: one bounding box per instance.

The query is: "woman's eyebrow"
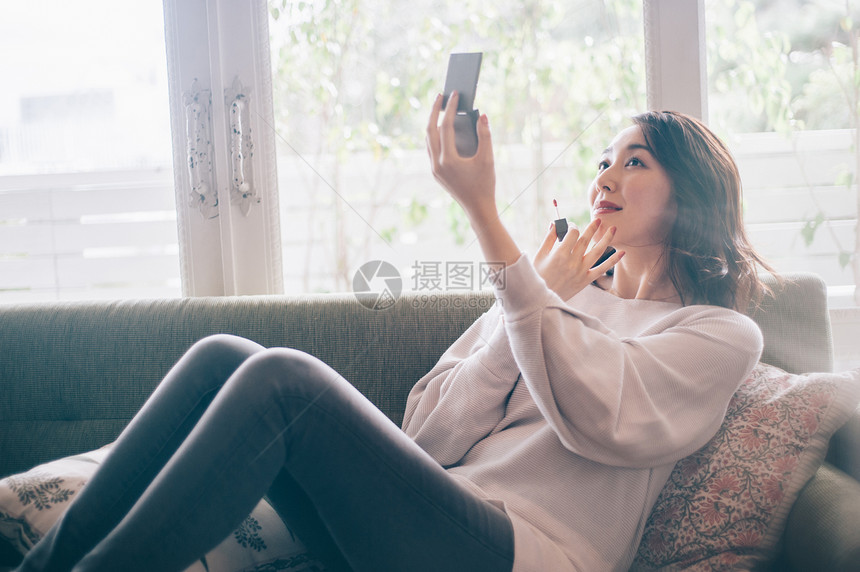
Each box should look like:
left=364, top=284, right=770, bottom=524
left=601, top=143, right=653, bottom=155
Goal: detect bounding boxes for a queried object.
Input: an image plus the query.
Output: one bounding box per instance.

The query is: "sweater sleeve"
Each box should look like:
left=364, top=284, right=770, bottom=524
left=495, top=254, right=763, bottom=468
left=402, top=302, right=523, bottom=467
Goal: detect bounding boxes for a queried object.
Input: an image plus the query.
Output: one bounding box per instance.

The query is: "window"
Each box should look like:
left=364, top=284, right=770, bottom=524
left=0, top=1, right=178, bottom=301
left=269, top=0, right=646, bottom=293
left=706, top=0, right=859, bottom=309
left=3, top=1, right=857, bottom=330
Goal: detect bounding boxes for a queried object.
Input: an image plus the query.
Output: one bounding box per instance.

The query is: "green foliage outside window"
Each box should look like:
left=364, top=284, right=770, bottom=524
left=269, top=0, right=644, bottom=290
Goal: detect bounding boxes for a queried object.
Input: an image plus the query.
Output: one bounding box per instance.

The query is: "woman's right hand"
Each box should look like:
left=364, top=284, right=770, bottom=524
left=533, top=218, right=625, bottom=301
left=426, top=91, right=497, bottom=226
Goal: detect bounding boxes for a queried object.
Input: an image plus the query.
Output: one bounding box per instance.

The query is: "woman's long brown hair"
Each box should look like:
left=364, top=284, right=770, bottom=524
left=631, top=110, right=779, bottom=311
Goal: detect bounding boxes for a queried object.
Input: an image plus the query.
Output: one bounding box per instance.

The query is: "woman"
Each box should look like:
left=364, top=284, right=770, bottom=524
left=16, top=98, right=771, bottom=572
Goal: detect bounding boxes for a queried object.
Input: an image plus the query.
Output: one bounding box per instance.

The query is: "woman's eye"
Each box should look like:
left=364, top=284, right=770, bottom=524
left=626, top=157, right=643, bottom=167
left=597, top=160, right=609, bottom=171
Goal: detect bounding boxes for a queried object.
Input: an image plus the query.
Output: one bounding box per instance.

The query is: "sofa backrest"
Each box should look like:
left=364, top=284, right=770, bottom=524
left=0, top=272, right=832, bottom=478
left=750, top=272, right=833, bottom=374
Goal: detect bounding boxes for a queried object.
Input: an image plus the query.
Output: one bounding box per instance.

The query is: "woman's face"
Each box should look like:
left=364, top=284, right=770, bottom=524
left=589, top=125, right=676, bottom=250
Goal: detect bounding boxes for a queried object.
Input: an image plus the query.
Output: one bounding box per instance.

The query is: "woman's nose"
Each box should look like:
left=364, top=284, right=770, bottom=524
left=595, top=168, right=616, bottom=193
left=595, top=174, right=614, bottom=194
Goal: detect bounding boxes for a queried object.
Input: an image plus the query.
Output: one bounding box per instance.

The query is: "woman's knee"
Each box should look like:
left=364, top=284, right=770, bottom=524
left=236, top=347, right=346, bottom=403
left=162, top=334, right=265, bottom=397
left=184, top=334, right=264, bottom=369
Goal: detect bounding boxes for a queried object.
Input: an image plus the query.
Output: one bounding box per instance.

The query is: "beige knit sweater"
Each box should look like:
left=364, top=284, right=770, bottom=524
left=403, top=254, right=762, bottom=571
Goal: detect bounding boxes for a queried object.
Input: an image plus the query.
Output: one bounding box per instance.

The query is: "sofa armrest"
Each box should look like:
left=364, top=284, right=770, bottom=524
left=778, top=463, right=860, bottom=571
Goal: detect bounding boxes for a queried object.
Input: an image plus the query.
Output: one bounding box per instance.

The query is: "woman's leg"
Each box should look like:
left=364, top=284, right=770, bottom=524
left=69, top=348, right=514, bottom=572
left=17, top=334, right=265, bottom=572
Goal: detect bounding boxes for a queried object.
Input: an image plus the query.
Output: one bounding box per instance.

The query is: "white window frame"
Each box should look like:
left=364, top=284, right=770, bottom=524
left=643, top=0, right=707, bottom=121
left=163, top=0, right=282, bottom=296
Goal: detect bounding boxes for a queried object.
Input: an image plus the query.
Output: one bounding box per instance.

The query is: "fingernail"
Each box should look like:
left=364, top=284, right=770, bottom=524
left=481, top=114, right=489, bottom=125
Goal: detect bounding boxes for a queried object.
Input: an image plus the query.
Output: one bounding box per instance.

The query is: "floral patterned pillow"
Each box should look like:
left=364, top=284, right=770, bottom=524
left=0, top=445, right=325, bottom=572
left=632, top=363, right=860, bottom=571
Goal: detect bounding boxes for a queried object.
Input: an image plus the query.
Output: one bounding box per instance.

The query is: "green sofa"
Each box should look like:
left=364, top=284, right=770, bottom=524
left=1, top=273, right=858, bottom=570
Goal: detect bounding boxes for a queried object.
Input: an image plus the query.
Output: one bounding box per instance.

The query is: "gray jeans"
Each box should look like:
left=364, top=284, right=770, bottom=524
left=16, top=334, right=514, bottom=572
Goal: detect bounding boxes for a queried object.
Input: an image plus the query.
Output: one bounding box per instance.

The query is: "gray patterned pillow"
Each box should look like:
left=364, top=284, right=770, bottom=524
left=0, top=445, right=324, bottom=572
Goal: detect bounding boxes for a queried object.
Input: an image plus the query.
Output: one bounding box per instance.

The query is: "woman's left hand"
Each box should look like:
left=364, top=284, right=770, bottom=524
left=533, top=219, right=625, bottom=301
left=426, top=92, right=497, bottom=225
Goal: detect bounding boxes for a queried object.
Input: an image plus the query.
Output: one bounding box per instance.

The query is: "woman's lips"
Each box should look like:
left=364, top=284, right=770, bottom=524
left=593, top=201, right=622, bottom=215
